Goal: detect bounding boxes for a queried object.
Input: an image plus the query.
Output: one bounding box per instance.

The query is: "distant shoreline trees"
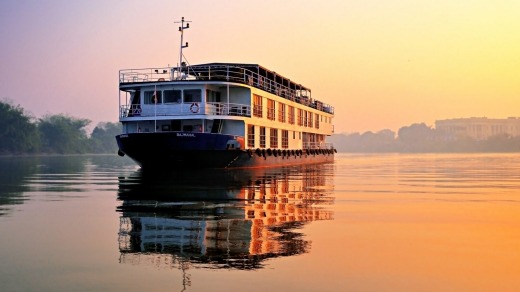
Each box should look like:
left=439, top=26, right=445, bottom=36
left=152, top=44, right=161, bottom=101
left=0, top=100, right=120, bottom=155
left=2, top=99, right=519, bottom=155
left=330, top=123, right=520, bottom=153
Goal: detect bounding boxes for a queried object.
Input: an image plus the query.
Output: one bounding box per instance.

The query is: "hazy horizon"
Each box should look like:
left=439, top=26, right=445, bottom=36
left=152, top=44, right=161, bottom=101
left=1, top=0, right=519, bottom=133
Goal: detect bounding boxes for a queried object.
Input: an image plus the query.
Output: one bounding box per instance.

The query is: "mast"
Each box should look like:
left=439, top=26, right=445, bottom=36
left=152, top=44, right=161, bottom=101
left=175, top=17, right=191, bottom=77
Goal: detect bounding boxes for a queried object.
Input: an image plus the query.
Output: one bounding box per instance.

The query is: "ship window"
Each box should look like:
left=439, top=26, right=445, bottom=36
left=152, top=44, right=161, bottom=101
left=206, top=90, right=221, bottom=102
left=278, top=103, right=286, bottom=123
left=253, top=94, right=263, bottom=118
left=171, top=120, right=181, bottom=131
left=281, top=130, right=288, bottom=148
left=164, top=90, right=182, bottom=103
left=184, top=89, right=202, bottom=103
left=267, top=99, right=275, bottom=121
left=270, top=128, right=278, bottom=148
left=247, top=125, right=255, bottom=148
left=288, top=106, right=295, bottom=124
left=144, top=91, right=162, bottom=104
left=260, top=127, right=266, bottom=148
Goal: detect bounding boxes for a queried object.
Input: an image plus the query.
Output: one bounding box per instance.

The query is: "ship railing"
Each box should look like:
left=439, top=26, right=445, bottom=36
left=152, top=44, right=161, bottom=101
left=119, top=102, right=251, bottom=118
left=303, top=142, right=335, bottom=150
left=205, top=102, right=251, bottom=117
left=120, top=65, right=334, bottom=115
left=119, top=67, right=184, bottom=83
left=120, top=104, right=143, bottom=118
left=190, top=66, right=334, bottom=115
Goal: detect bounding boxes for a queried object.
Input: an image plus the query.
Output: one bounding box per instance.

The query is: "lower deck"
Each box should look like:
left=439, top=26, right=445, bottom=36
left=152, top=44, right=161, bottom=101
left=121, top=118, right=332, bottom=151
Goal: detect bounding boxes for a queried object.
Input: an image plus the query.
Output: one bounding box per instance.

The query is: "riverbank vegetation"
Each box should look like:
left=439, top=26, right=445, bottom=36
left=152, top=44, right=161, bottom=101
left=0, top=100, right=120, bottom=154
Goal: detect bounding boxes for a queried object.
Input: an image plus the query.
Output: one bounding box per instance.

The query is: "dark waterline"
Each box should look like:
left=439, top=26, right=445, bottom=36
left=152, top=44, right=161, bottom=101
left=1, top=154, right=520, bottom=291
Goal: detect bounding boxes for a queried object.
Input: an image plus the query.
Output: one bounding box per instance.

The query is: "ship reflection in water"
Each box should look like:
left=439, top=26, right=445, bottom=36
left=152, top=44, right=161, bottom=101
left=116, top=164, right=334, bottom=273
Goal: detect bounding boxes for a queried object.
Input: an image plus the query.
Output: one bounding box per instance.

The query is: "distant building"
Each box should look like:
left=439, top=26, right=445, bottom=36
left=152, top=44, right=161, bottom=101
left=435, top=117, right=520, bottom=140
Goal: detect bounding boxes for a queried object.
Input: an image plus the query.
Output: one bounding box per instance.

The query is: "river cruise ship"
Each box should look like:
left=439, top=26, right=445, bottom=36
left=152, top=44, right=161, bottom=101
left=116, top=18, right=335, bottom=169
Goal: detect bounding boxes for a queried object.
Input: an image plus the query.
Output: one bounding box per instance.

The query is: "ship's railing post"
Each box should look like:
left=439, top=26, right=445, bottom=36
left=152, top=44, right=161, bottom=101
left=226, top=65, right=230, bottom=81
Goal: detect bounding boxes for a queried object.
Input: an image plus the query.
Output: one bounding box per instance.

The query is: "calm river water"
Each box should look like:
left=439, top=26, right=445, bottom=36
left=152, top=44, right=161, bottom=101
left=1, top=153, right=520, bottom=291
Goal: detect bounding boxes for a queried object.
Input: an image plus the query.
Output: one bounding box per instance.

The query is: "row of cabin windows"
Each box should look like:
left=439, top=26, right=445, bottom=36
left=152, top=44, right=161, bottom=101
left=247, top=125, right=295, bottom=149
left=253, top=94, right=328, bottom=129
left=247, top=180, right=290, bottom=197
left=143, top=89, right=202, bottom=104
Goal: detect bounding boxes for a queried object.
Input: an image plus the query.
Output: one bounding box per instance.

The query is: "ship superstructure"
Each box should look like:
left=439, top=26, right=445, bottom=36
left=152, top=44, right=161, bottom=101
left=116, top=18, right=335, bottom=168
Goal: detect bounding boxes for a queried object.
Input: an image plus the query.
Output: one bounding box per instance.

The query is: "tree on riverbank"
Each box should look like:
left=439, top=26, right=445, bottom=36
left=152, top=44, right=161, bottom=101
left=38, top=114, right=91, bottom=154
left=0, top=100, right=120, bottom=155
left=90, top=122, right=121, bottom=153
left=0, top=100, right=39, bottom=154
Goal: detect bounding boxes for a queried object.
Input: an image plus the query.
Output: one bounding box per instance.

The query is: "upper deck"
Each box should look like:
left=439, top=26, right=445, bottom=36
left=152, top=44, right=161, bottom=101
left=120, top=63, right=334, bottom=115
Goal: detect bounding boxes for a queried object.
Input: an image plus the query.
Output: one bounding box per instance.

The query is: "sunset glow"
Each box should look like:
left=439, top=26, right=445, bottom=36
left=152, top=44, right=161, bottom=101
left=1, top=0, right=519, bottom=133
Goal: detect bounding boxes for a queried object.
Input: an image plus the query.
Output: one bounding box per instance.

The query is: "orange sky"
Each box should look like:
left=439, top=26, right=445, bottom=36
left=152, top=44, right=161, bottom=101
left=1, top=0, right=519, bottom=133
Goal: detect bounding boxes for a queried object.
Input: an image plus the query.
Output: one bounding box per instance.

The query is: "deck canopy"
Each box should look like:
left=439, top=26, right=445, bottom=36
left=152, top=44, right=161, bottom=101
left=188, top=62, right=311, bottom=94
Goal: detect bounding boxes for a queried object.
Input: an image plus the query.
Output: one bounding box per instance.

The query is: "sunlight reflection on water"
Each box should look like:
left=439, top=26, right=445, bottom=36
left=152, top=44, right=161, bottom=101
left=1, top=154, right=520, bottom=291
left=116, top=163, right=335, bottom=271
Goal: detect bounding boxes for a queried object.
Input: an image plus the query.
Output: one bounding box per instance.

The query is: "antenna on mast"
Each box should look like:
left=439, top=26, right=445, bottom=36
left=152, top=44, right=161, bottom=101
left=175, top=17, right=191, bottom=77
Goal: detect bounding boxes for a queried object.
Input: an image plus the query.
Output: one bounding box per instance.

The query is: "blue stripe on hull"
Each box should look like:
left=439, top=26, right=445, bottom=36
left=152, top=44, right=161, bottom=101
left=116, top=132, right=334, bottom=169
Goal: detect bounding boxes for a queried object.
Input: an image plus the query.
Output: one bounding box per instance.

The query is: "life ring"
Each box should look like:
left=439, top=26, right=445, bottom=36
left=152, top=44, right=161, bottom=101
left=190, top=103, right=200, bottom=113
